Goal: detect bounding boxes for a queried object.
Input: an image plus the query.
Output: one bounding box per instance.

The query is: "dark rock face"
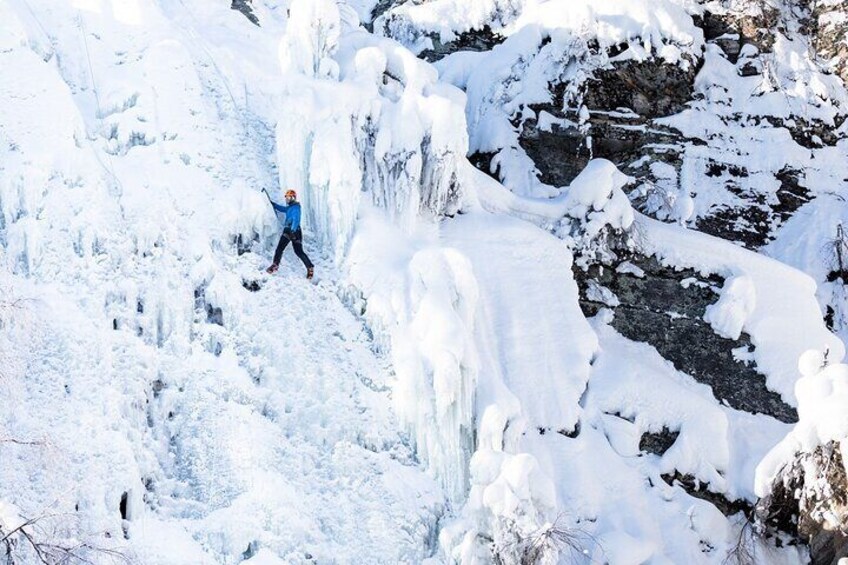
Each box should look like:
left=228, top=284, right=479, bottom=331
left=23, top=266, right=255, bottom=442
left=231, top=0, right=259, bottom=26
left=420, top=26, right=504, bottom=62
left=694, top=166, right=812, bottom=249
left=582, top=58, right=698, bottom=119
left=468, top=151, right=500, bottom=182
left=694, top=8, right=782, bottom=57
left=503, top=11, right=833, bottom=249
left=695, top=11, right=743, bottom=63
left=762, top=115, right=845, bottom=149
left=639, top=427, right=679, bottom=456
left=804, top=0, right=848, bottom=85
left=512, top=56, right=696, bottom=188
left=773, top=167, right=813, bottom=222
left=574, top=256, right=798, bottom=423
left=517, top=116, right=589, bottom=189
left=519, top=103, right=681, bottom=186
left=518, top=107, right=683, bottom=189
left=662, top=471, right=752, bottom=517
left=810, top=529, right=848, bottom=565
left=696, top=10, right=737, bottom=43
left=369, top=0, right=404, bottom=26
left=519, top=85, right=820, bottom=251
left=693, top=205, right=772, bottom=249
left=756, top=442, right=848, bottom=565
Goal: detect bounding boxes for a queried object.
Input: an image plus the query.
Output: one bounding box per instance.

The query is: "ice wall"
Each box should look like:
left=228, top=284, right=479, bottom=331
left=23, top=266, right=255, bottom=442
left=275, top=0, right=478, bottom=504
left=0, top=1, right=448, bottom=562
left=277, top=1, right=466, bottom=260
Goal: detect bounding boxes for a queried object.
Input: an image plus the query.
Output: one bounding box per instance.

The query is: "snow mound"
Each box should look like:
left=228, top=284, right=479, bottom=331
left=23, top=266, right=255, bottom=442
left=756, top=350, right=848, bottom=495
left=704, top=275, right=756, bottom=341
left=377, top=0, right=703, bottom=60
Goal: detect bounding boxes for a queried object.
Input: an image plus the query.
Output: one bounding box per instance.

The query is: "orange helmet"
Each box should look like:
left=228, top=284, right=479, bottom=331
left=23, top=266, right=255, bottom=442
left=285, top=189, right=297, bottom=199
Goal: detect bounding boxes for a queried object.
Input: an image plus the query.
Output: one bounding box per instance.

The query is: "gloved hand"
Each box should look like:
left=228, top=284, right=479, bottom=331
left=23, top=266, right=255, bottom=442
left=283, top=228, right=293, bottom=239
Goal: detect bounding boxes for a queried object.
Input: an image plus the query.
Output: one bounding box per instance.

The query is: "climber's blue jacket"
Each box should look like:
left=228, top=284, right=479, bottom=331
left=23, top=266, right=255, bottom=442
left=270, top=200, right=302, bottom=232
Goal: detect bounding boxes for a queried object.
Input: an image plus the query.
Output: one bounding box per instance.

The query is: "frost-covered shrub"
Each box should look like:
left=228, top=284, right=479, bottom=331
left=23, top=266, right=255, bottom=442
left=756, top=441, right=847, bottom=540
left=440, top=406, right=561, bottom=564
left=755, top=350, right=848, bottom=558
left=554, top=159, right=636, bottom=267
left=824, top=223, right=848, bottom=281
left=0, top=501, right=129, bottom=565
left=637, top=162, right=694, bottom=225
left=492, top=518, right=593, bottom=565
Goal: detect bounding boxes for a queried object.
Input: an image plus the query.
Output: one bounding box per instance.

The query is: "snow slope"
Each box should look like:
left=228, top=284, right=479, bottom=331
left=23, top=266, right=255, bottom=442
left=1, top=1, right=444, bottom=562
left=0, top=263, right=442, bottom=564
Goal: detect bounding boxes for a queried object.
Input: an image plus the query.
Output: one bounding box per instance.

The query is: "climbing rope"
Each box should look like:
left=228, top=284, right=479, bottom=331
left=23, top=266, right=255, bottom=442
left=16, top=0, right=53, bottom=56
left=77, top=10, right=127, bottom=205
left=173, top=0, right=277, bottom=196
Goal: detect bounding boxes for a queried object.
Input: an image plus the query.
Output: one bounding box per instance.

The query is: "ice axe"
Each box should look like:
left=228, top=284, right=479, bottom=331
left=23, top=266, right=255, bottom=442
left=261, top=188, right=273, bottom=205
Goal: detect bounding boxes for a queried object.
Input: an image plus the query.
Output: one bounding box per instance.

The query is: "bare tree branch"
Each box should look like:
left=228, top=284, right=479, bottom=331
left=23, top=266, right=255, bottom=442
left=494, top=514, right=605, bottom=565
left=1, top=506, right=133, bottom=565
left=0, top=437, right=46, bottom=448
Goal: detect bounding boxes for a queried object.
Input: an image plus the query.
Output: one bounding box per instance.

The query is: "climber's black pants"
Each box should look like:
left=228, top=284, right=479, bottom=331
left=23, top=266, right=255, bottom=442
left=273, top=229, right=313, bottom=269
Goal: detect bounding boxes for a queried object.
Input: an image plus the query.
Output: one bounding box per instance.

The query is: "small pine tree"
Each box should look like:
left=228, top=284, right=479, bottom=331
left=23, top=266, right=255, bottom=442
left=824, top=223, right=848, bottom=282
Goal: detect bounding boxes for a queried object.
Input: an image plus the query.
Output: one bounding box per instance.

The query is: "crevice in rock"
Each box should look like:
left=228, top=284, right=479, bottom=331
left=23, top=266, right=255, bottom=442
left=419, top=26, right=505, bottom=63
left=231, top=0, right=259, bottom=26
left=557, top=420, right=581, bottom=439
left=233, top=233, right=258, bottom=256
left=662, top=471, right=752, bottom=517
left=242, top=279, right=262, bottom=292
left=694, top=203, right=772, bottom=249
left=774, top=167, right=812, bottom=221
left=468, top=151, right=500, bottom=183
left=194, top=284, right=224, bottom=327
left=639, top=428, right=679, bottom=456
left=119, top=492, right=128, bottom=521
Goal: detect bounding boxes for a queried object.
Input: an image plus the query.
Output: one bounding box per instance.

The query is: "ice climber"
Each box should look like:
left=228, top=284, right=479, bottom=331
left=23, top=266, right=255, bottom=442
left=265, top=189, right=314, bottom=279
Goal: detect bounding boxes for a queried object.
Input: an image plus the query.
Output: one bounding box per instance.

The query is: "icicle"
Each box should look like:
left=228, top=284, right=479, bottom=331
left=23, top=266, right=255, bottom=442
left=280, top=0, right=341, bottom=79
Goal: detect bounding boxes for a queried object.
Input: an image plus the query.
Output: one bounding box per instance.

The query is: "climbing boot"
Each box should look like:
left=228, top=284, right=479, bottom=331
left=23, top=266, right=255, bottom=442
left=266, top=263, right=279, bottom=274
left=306, top=267, right=314, bottom=280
